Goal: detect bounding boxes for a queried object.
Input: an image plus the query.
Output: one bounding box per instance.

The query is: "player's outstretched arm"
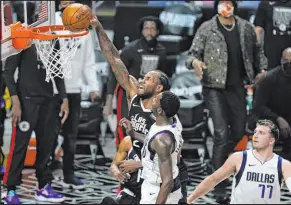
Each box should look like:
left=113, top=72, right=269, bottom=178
left=89, top=16, right=137, bottom=99
left=152, top=133, right=175, bottom=204
left=282, top=159, right=291, bottom=193
left=110, top=137, right=131, bottom=184
left=187, top=152, right=241, bottom=204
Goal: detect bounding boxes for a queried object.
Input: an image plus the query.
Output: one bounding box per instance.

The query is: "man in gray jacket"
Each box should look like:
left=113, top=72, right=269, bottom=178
left=186, top=0, right=267, bottom=202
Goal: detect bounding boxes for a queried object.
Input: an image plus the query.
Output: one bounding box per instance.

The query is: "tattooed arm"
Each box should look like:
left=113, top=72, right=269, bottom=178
left=90, top=16, right=137, bottom=100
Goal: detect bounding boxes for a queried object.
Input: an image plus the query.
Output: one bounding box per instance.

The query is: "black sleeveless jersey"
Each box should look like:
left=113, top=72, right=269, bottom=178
left=120, top=95, right=155, bottom=196
left=121, top=146, right=143, bottom=196
left=128, top=95, right=156, bottom=152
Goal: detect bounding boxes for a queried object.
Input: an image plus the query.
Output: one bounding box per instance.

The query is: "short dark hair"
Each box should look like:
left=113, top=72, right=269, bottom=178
left=256, top=119, right=280, bottom=141
left=138, top=16, right=164, bottom=34
left=155, top=70, right=170, bottom=91
left=160, top=91, right=180, bottom=118
left=214, top=0, right=238, bottom=13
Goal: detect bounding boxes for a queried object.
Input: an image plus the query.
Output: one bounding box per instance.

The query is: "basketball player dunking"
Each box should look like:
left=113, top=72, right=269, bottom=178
left=187, top=119, right=291, bottom=204
left=140, top=91, right=183, bottom=204
left=89, top=16, right=188, bottom=203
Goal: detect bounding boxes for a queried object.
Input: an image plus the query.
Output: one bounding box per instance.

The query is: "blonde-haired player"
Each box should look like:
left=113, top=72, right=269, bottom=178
left=187, top=119, right=291, bottom=204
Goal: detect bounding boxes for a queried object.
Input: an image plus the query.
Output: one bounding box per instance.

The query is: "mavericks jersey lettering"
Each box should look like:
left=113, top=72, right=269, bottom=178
left=141, top=116, right=184, bottom=184
left=231, top=149, right=283, bottom=204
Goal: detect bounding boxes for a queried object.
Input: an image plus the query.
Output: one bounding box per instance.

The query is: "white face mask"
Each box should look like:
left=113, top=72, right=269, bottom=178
left=218, top=3, right=234, bottom=18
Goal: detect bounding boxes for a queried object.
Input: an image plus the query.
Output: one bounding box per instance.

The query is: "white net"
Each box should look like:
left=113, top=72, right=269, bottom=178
left=33, top=30, right=88, bottom=82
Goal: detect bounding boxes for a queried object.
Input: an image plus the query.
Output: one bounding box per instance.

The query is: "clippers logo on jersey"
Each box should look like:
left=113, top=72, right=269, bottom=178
left=131, top=114, right=149, bottom=135
left=246, top=172, right=275, bottom=184
left=133, top=140, right=141, bottom=148
left=140, top=55, right=159, bottom=76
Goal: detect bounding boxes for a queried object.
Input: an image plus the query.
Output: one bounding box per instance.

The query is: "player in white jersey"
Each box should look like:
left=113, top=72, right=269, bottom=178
left=140, top=91, right=184, bottom=204
left=187, top=119, right=291, bottom=204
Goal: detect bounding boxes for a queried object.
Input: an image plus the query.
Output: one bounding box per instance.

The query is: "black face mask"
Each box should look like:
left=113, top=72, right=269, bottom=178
left=282, top=62, right=291, bottom=76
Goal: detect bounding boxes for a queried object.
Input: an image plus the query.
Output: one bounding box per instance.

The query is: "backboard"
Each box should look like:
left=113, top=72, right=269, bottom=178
left=1, top=1, right=55, bottom=61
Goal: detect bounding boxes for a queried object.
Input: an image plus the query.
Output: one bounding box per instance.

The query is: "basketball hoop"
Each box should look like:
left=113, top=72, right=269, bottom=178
left=7, top=22, right=89, bottom=82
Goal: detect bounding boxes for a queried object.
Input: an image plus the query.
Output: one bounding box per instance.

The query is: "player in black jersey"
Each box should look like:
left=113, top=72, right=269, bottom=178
left=90, top=16, right=188, bottom=204
left=108, top=136, right=143, bottom=204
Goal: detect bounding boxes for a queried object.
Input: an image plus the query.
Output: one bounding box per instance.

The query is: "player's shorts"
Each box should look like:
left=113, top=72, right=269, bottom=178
left=140, top=179, right=182, bottom=204
left=116, top=188, right=141, bottom=204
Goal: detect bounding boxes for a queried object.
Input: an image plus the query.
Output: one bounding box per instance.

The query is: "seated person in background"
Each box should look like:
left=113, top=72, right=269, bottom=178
left=253, top=47, right=291, bottom=160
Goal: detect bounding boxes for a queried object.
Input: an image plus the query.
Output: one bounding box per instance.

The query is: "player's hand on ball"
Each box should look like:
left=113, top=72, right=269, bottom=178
left=89, top=15, right=101, bottom=29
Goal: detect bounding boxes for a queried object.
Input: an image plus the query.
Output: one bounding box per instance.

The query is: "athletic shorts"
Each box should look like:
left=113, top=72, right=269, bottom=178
left=140, top=180, right=182, bottom=204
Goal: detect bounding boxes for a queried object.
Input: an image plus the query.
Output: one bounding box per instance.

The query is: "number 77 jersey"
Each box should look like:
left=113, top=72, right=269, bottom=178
left=230, top=150, right=283, bottom=204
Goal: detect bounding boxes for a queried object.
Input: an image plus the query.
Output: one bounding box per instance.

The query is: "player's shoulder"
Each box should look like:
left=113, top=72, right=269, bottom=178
left=232, top=151, right=245, bottom=158
left=155, top=130, right=175, bottom=147
left=282, top=158, right=291, bottom=171
left=229, top=151, right=246, bottom=163
left=119, top=136, right=133, bottom=150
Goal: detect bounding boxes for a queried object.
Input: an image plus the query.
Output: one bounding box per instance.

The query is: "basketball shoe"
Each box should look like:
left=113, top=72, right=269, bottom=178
left=35, top=184, right=65, bottom=203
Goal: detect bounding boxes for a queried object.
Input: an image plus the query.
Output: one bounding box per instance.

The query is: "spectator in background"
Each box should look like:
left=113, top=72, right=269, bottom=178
left=103, top=16, right=167, bottom=147
left=186, top=0, right=267, bottom=202
left=53, top=0, right=101, bottom=189
left=2, top=2, right=68, bottom=203
left=3, top=44, right=68, bottom=204
left=254, top=0, right=291, bottom=70
left=253, top=47, right=291, bottom=160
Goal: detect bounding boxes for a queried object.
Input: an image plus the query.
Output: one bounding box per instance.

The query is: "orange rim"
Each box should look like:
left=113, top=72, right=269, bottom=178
left=30, top=25, right=89, bottom=40
left=10, top=22, right=89, bottom=40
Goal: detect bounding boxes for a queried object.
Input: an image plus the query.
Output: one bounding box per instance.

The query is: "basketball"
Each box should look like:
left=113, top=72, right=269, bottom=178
left=62, top=3, right=92, bottom=32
